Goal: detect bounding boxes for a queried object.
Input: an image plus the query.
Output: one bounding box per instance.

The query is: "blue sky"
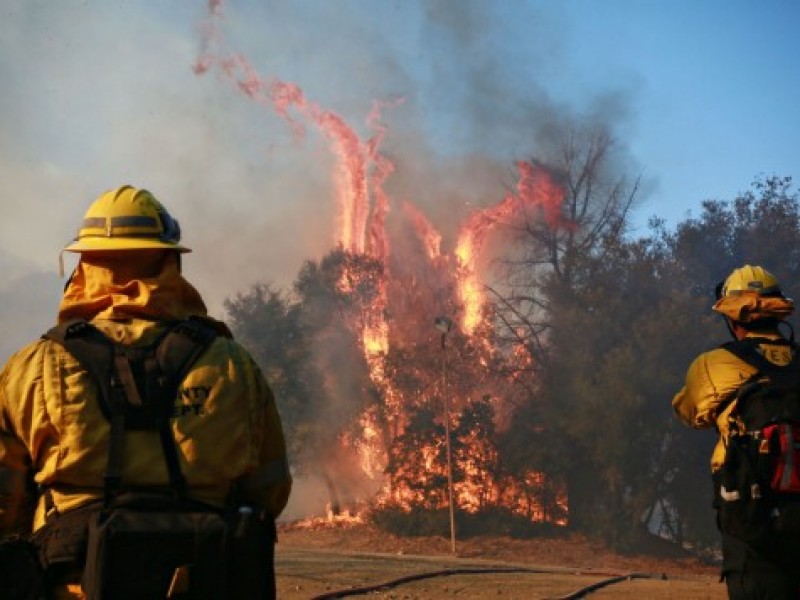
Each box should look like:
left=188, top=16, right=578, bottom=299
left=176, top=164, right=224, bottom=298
left=0, top=0, right=798, bottom=359
left=560, top=1, right=799, bottom=230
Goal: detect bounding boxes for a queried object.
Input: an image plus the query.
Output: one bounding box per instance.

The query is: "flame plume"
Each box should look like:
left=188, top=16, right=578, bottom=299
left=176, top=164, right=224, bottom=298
left=455, top=162, right=566, bottom=333
left=404, top=202, right=443, bottom=261
left=195, top=0, right=569, bottom=527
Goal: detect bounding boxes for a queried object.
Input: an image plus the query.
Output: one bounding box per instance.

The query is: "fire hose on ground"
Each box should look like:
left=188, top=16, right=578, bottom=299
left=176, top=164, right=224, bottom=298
left=309, top=566, right=668, bottom=599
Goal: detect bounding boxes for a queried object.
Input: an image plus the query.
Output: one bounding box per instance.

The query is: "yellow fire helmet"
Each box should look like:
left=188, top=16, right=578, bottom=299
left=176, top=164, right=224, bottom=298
left=713, top=264, right=794, bottom=323
left=63, top=185, right=190, bottom=254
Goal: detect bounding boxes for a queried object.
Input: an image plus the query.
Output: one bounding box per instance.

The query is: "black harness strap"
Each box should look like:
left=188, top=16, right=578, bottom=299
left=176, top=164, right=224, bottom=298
left=113, top=352, right=143, bottom=407
left=719, top=337, right=800, bottom=433
left=721, top=337, right=797, bottom=374
left=46, top=321, right=117, bottom=422
left=43, top=318, right=219, bottom=508
left=149, top=320, right=218, bottom=502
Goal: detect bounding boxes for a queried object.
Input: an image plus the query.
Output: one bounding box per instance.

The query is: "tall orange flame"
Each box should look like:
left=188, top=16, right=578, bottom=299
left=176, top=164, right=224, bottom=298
left=195, top=1, right=569, bottom=525
left=195, top=4, right=373, bottom=254
left=455, top=162, right=565, bottom=333
left=404, top=202, right=442, bottom=261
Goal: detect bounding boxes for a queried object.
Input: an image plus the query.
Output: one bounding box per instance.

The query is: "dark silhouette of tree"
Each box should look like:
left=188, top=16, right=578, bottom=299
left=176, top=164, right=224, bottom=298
left=225, top=284, right=320, bottom=466
left=498, top=175, right=799, bottom=551
left=491, top=125, right=643, bottom=540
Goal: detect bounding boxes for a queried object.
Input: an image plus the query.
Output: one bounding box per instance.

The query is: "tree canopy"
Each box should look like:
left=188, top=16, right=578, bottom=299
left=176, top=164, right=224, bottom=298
left=225, top=171, right=798, bottom=555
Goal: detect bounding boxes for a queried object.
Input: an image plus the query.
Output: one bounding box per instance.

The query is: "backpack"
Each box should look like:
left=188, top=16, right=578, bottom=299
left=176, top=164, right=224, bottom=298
left=33, top=318, right=276, bottom=599
left=713, top=337, right=800, bottom=543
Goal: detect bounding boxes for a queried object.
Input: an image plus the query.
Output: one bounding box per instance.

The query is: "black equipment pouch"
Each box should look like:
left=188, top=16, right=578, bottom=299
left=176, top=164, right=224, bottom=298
left=31, top=500, right=100, bottom=576
left=713, top=433, right=772, bottom=543
left=0, top=535, right=48, bottom=600
left=81, top=500, right=276, bottom=600
left=82, top=504, right=229, bottom=600
left=227, top=508, right=277, bottom=600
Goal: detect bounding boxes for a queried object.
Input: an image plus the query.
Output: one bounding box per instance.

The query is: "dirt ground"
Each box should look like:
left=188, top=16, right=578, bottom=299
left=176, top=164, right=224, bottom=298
left=275, top=519, right=726, bottom=599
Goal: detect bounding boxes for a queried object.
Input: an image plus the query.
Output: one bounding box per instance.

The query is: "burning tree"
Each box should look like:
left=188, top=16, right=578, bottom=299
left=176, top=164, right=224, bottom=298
left=196, top=0, right=800, bottom=558
left=488, top=126, right=643, bottom=539
left=203, top=0, right=603, bottom=539
left=383, top=404, right=452, bottom=512
left=226, top=193, right=572, bottom=529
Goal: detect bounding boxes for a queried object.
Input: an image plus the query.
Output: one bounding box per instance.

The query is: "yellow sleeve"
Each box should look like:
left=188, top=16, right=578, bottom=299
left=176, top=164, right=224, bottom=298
left=0, top=343, right=40, bottom=534
left=236, top=354, right=292, bottom=519
left=672, top=348, right=756, bottom=429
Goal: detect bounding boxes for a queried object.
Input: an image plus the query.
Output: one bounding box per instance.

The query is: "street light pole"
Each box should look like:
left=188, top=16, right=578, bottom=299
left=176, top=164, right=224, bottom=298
left=434, top=316, right=456, bottom=555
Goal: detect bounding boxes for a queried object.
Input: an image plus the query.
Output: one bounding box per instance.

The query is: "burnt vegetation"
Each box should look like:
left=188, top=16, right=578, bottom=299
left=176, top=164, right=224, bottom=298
left=225, top=139, right=798, bottom=558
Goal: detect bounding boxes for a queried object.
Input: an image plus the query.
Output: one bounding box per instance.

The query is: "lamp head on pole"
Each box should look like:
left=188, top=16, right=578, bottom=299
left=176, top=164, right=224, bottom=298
left=435, top=316, right=454, bottom=349
left=434, top=316, right=454, bottom=334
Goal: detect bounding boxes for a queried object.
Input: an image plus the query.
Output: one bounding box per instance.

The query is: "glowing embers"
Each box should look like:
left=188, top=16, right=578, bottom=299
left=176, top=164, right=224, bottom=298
left=372, top=399, right=568, bottom=525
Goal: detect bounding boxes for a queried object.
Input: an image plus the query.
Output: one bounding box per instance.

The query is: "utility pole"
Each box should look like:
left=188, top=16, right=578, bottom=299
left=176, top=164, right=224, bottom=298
left=434, top=316, right=456, bottom=555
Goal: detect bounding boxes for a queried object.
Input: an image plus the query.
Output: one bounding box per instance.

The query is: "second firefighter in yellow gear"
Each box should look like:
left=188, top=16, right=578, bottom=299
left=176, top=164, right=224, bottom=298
left=672, top=264, right=799, bottom=598
left=673, top=264, right=795, bottom=471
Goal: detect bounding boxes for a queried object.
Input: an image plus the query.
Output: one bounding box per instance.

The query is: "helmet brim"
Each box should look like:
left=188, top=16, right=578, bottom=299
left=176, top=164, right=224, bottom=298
left=63, top=237, right=191, bottom=253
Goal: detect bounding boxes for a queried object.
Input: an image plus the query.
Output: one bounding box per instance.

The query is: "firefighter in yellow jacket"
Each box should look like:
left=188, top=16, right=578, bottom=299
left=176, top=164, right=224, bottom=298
left=673, top=265, right=800, bottom=599
left=0, top=186, right=292, bottom=598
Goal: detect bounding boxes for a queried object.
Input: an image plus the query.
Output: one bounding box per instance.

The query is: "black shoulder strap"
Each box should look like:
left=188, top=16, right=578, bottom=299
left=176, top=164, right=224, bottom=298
left=156, top=317, right=222, bottom=378
left=720, top=337, right=798, bottom=375
left=719, top=337, right=800, bottom=430
left=43, top=318, right=220, bottom=506
left=150, top=318, right=219, bottom=502
left=44, top=320, right=117, bottom=419
left=44, top=321, right=128, bottom=503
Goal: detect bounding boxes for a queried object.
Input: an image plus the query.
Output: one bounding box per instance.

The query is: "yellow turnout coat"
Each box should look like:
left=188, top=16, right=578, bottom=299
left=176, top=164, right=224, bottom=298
left=0, top=252, right=291, bottom=536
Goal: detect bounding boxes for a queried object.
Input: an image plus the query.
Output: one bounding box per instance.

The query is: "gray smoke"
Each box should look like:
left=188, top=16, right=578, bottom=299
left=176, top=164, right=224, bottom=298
left=0, top=2, right=641, bottom=521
